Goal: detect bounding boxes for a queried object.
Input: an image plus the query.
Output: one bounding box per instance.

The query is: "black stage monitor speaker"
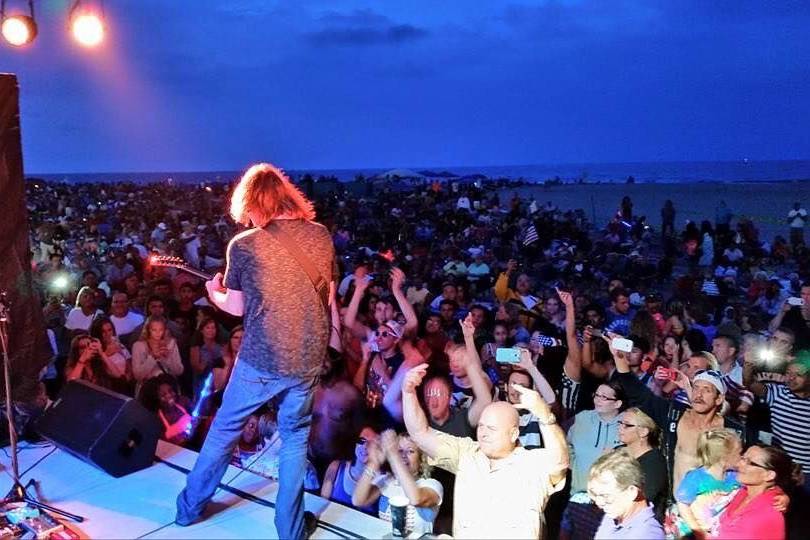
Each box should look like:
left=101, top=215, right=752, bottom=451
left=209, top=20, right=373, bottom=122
left=35, top=380, right=161, bottom=478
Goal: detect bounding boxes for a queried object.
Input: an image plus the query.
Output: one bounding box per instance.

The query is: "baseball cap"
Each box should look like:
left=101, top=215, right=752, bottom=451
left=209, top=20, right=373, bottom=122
left=694, top=369, right=726, bottom=395
left=382, top=320, right=404, bottom=339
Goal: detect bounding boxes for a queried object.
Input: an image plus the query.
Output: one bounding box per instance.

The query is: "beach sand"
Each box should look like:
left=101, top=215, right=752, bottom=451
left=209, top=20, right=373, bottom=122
left=501, top=181, right=810, bottom=242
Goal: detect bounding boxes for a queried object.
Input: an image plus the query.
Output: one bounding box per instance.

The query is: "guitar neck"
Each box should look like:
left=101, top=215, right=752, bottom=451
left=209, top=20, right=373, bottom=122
left=181, top=267, right=214, bottom=281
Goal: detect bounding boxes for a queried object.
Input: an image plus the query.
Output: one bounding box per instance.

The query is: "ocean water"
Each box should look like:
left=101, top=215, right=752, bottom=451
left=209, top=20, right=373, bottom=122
left=30, top=159, right=810, bottom=185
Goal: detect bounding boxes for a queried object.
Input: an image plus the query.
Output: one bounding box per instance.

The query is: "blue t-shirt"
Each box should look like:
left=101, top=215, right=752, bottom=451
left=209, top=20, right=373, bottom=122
left=674, top=467, right=739, bottom=535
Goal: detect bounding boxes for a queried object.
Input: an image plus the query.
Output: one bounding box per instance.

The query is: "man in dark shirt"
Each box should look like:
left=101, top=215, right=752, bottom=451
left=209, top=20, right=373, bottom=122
left=176, top=163, right=334, bottom=539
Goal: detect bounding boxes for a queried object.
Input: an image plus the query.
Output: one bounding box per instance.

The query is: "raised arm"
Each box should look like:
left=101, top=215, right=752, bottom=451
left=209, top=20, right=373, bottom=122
left=460, top=314, right=494, bottom=426
left=493, top=259, right=518, bottom=301
left=557, top=288, right=582, bottom=382
left=351, top=439, right=385, bottom=508
left=382, top=341, right=426, bottom=422
left=380, top=430, right=440, bottom=508
left=390, top=268, right=418, bottom=337
left=516, top=348, right=556, bottom=404
left=767, top=301, right=791, bottom=334
left=605, top=334, right=670, bottom=428
left=511, top=383, right=570, bottom=485
left=742, top=347, right=767, bottom=398
left=328, top=280, right=342, bottom=352
left=352, top=340, right=372, bottom=392
left=344, top=269, right=371, bottom=339
left=581, top=326, right=612, bottom=379
left=402, top=363, right=442, bottom=459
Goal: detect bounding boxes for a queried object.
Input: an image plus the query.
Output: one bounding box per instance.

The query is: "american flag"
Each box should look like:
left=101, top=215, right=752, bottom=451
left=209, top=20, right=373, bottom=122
left=523, top=224, right=539, bottom=246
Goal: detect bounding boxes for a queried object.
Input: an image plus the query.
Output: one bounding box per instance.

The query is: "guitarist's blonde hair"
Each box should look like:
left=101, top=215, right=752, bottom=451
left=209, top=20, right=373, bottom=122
left=229, top=163, right=315, bottom=226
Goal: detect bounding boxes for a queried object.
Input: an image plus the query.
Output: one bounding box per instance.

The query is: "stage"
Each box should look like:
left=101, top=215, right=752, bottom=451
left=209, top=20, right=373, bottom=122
left=0, top=440, right=390, bottom=539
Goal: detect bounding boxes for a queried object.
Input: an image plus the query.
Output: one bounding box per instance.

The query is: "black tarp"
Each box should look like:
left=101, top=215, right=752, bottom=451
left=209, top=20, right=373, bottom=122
left=0, top=73, right=50, bottom=402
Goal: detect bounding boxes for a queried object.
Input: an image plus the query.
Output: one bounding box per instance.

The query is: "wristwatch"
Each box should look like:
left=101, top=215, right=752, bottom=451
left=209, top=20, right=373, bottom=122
left=537, top=413, right=557, bottom=426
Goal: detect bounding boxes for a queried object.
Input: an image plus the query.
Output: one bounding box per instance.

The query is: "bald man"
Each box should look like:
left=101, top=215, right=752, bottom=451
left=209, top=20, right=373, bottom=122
left=402, top=362, right=569, bottom=539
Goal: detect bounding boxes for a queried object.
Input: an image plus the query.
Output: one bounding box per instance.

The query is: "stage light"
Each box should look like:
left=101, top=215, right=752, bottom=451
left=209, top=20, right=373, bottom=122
left=1, top=1, right=38, bottom=47
left=71, top=13, right=103, bottom=46
left=69, top=0, right=104, bottom=47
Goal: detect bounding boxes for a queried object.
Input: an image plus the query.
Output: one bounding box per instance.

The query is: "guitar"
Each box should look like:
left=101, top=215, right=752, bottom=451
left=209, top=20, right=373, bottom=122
left=149, top=255, right=214, bottom=281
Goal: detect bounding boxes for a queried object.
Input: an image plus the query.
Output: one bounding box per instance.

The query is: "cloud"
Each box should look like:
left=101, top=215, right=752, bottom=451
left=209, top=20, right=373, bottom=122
left=307, top=9, right=428, bottom=46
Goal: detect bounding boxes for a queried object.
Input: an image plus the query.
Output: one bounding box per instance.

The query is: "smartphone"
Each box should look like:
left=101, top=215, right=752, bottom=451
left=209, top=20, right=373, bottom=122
left=612, top=337, right=634, bottom=353
left=656, top=367, right=678, bottom=381
left=495, top=347, right=522, bottom=364
left=787, top=297, right=805, bottom=307
left=591, top=328, right=604, bottom=339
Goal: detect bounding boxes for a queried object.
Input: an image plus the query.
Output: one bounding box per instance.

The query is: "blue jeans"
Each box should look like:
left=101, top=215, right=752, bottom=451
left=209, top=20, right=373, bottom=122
left=176, top=359, right=316, bottom=539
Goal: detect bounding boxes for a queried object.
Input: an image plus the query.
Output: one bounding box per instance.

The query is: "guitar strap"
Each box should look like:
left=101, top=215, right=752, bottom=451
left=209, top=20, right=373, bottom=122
left=264, top=221, right=329, bottom=314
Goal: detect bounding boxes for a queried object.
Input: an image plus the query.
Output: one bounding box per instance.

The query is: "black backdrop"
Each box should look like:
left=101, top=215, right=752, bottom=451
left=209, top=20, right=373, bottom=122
left=0, top=73, right=50, bottom=401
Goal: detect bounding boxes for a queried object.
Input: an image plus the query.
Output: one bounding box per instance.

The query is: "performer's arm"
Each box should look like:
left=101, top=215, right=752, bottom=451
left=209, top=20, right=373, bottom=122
left=205, top=272, right=244, bottom=317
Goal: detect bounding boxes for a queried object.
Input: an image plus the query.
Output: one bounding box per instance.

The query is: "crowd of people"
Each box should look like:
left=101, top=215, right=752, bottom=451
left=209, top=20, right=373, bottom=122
left=23, top=173, right=810, bottom=539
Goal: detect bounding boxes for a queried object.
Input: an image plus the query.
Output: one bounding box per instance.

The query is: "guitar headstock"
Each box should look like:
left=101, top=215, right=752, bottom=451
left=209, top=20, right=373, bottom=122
left=149, top=255, right=212, bottom=281
left=150, top=255, right=188, bottom=270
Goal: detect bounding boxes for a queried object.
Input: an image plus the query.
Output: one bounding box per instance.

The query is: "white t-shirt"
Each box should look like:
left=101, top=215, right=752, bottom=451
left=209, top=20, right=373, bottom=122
left=520, top=294, right=539, bottom=310
left=789, top=208, right=807, bottom=228
left=64, top=308, right=103, bottom=331
left=110, top=311, right=145, bottom=337
left=376, top=475, right=443, bottom=537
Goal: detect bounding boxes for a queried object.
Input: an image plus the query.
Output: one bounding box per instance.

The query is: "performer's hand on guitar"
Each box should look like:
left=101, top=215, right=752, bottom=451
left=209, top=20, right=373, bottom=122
left=205, top=272, right=226, bottom=299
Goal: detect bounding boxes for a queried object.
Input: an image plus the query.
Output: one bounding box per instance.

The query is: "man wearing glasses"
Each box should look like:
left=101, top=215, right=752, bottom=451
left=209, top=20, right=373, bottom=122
left=587, top=448, right=665, bottom=539
left=401, top=363, right=568, bottom=539
left=610, top=343, right=749, bottom=492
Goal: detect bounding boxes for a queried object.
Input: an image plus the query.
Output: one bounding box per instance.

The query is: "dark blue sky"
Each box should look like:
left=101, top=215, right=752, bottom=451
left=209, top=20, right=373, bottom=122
left=3, top=0, right=810, bottom=173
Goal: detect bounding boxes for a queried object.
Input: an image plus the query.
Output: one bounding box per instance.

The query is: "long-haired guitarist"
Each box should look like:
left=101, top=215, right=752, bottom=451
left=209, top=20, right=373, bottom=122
left=176, top=163, right=334, bottom=539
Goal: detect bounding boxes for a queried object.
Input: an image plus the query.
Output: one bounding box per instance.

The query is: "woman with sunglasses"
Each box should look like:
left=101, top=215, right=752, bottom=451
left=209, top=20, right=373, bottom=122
left=714, top=445, right=800, bottom=540
left=616, top=407, right=668, bottom=522
left=321, top=425, right=381, bottom=516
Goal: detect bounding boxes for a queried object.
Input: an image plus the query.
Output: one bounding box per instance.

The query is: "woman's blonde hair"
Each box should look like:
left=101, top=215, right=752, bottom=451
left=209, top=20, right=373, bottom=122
left=623, top=407, right=661, bottom=448
left=229, top=163, right=315, bottom=226
left=139, top=315, right=170, bottom=344
left=696, top=428, right=740, bottom=468
left=398, top=432, right=432, bottom=479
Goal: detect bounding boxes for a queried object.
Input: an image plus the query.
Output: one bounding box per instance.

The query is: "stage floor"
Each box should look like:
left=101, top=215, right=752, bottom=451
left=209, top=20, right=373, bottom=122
left=0, top=440, right=390, bottom=539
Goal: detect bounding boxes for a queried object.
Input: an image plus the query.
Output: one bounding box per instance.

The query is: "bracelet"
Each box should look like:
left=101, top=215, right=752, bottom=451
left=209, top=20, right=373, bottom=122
left=363, top=466, right=377, bottom=480
left=537, top=413, right=557, bottom=426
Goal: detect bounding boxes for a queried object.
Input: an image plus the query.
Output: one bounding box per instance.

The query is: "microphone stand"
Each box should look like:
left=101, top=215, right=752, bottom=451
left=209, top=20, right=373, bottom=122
left=0, top=291, right=84, bottom=522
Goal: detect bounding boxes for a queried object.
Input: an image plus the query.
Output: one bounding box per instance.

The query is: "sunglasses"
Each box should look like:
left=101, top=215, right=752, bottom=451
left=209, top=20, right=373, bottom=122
left=357, top=437, right=369, bottom=445
left=375, top=330, right=394, bottom=338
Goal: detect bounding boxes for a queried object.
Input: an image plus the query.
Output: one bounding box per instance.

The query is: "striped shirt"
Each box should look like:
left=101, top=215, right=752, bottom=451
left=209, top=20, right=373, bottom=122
left=517, top=409, right=544, bottom=450
left=721, top=364, right=754, bottom=408
left=765, top=384, right=810, bottom=474
left=559, top=370, right=581, bottom=419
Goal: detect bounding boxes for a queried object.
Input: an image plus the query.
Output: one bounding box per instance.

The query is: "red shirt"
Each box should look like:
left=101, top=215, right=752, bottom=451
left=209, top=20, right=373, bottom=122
left=715, top=486, right=784, bottom=540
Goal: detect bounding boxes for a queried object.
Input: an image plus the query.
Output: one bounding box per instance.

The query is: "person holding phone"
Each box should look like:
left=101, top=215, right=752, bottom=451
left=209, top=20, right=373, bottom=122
left=401, top=363, right=569, bottom=539
left=65, top=333, right=128, bottom=391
